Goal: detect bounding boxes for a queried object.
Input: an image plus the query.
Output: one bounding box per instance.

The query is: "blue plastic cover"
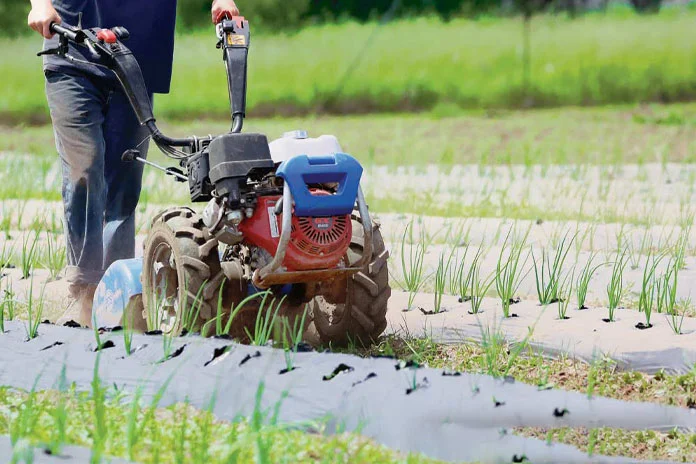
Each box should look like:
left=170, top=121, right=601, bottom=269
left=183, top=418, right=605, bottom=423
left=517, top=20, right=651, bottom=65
left=92, top=258, right=144, bottom=328
left=275, top=153, right=363, bottom=217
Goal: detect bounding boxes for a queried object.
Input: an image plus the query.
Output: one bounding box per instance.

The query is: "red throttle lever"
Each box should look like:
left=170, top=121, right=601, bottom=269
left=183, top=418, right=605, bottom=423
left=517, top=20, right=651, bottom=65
left=96, top=28, right=117, bottom=44
left=215, top=11, right=246, bottom=28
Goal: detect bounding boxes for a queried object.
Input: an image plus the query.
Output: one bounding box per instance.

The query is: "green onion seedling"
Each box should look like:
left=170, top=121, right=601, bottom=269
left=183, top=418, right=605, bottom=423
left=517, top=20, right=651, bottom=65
left=42, top=232, right=66, bottom=281
left=606, top=249, right=628, bottom=323
left=637, top=247, right=665, bottom=328
left=398, top=221, right=428, bottom=310
left=495, top=227, right=531, bottom=317
left=281, top=305, right=309, bottom=373
left=433, top=252, right=448, bottom=313
left=557, top=269, right=574, bottom=320
left=20, top=230, right=40, bottom=279
left=576, top=251, right=602, bottom=310
left=24, top=278, right=44, bottom=340
left=469, top=247, right=494, bottom=315
left=533, top=230, right=576, bottom=305
left=245, top=293, right=284, bottom=346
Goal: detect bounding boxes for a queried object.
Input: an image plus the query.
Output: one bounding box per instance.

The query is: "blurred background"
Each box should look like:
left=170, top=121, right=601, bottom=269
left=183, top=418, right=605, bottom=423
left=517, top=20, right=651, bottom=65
left=1, top=0, right=694, bottom=123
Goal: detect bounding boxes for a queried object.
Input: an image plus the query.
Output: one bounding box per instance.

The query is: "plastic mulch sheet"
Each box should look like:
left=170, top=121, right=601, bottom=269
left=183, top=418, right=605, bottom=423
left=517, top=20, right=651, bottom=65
left=0, top=321, right=694, bottom=463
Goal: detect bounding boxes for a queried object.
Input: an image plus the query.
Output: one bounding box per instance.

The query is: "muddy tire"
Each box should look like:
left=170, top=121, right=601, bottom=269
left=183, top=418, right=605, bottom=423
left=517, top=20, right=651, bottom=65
left=142, top=207, right=238, bottom=335
left=310, top=214, right=390, bottom=346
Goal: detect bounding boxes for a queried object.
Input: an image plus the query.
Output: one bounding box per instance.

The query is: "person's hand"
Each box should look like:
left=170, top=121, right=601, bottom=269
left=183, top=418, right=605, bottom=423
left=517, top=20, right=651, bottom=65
left=28, top=0, right=62, bottom=39
left=212, top=0, right=240, bottom=23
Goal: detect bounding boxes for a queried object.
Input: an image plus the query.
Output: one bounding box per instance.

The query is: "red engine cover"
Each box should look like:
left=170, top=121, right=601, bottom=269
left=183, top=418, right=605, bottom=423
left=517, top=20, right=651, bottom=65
left=238, top=194, right=352, bottom=271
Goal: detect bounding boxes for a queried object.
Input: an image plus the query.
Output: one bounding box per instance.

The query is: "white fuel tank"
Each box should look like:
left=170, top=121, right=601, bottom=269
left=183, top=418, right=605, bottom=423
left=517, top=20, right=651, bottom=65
left=268, top=130, right=343, bottom=164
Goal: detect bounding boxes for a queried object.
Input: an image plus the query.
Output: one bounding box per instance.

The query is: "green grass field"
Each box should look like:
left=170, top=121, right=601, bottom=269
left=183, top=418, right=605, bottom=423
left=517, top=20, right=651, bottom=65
left=2, top=9, right=696, bottom=122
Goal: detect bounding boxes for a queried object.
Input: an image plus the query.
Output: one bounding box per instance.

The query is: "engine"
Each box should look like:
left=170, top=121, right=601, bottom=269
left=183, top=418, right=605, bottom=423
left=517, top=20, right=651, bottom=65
left=238, top=193, right=352, bottom=271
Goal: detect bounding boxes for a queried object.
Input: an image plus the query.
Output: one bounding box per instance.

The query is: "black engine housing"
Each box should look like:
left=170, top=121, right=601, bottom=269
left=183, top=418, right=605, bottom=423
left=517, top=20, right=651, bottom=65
left=188, top=133, right=275, bottom=206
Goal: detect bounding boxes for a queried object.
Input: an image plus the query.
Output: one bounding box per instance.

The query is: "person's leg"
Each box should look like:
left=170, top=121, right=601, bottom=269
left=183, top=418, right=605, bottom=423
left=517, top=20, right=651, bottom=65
left=102, top=89, right=152, bottom=269
left=45, top=71, right=110, bottom=326
left=45, top=71, right=109, bottom=290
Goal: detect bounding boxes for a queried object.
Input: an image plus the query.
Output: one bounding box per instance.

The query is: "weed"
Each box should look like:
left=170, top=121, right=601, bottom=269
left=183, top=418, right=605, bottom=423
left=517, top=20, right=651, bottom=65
left=606, top=249, right=628, bottom=323
left=398, top=222, right=428, bottom=310
left=533, top=231, right=576, bottom=305
left=478, top=321, right=533, bottom=378
left=495, top=227, right=531, bottom=317
left=91, top=355, right=108, bottom=463
left=576, top=252, right=602, bottom=310
left=49, top=364, right=69, bottom=456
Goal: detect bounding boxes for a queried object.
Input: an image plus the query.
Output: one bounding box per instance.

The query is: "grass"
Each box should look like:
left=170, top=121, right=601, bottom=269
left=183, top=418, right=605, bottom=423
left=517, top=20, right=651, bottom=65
left=5, top=10, right=696, bottom=121
left=0, top=380, right=444, bottom=464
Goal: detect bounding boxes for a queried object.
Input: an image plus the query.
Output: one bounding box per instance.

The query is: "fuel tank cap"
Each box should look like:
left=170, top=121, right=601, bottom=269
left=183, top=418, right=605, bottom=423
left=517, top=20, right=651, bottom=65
left=283, top=130, right=308, bottom=139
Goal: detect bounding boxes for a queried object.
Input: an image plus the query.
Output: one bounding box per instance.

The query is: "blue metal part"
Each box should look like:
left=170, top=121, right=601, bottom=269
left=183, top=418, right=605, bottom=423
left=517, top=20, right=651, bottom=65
left=92, top=258, right=143, bottom=329
left=275, top=153, right=363, bottom=217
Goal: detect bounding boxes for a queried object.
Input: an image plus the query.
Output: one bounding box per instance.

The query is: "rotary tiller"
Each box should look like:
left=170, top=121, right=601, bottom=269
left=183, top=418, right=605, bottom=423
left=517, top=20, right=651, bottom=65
left=43, top=18, right=391, bottom=345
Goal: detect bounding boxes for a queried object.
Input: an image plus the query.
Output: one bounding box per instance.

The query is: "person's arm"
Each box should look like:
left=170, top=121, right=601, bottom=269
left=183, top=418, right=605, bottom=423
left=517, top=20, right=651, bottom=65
left=211, top=0, right=240, bottom=23
left=28, top=0, right=61, bottom=38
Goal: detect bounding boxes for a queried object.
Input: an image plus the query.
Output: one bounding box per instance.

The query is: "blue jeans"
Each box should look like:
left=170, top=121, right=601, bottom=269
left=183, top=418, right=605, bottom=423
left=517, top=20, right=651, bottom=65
left=45, top=70, right=152, bottom=289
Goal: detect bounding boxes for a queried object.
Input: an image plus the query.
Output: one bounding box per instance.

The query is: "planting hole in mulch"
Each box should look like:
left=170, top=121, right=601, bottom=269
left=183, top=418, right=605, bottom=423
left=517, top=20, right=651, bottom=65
left=279, top=366, right=297, bottom=375
left=578, top=305, right=589, bottom=310
left=406, top=377, right=429, bottom=395
left=512, top=454, right=530, bottom=463
left=145, top=329, right=163, bottom=336
left=40, top=341, right=63, bottom=351
left=602, top=318, right=615, bottom=323
left=239, top=350, right=261, bottom=366
left=92, top=340, right=115, bottom=352
left=635, top=322, right=653, bottom=330
left=419, top=307, right=447, bottom=315
left=158, top=344, right=186, bottom=363
left=323, top=363, right=354, bottom=381
left=351, top=372, right=377, bottom=387
left=494, top=398, right=506, bottom=407
left=395, top=360, right=419, bottom=371
left=558, top=316, right=570, bottom=320
left=442, top=370, right=461, bottom=377
left=62, top=320, right=82, bottom=328
left=553, top=407, right=570, bottom=417
left=509, top=297, right=521, bottom=305
left=205, top=345, right=233, bottom=367
left=458, top=296, right=472, bottom=303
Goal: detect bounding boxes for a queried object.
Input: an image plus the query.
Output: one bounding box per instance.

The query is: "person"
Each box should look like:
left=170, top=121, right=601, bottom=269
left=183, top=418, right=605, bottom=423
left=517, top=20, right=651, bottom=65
left=27, top=0, right=240, bottom=327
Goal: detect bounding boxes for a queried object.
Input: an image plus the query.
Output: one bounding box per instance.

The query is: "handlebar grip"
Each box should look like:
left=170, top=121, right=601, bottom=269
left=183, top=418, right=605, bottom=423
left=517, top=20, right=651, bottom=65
left=50, top=22, right=78, bottom=41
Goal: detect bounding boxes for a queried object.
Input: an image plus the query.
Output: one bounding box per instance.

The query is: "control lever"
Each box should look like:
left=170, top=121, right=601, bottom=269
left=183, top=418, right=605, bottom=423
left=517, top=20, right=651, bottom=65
left=122, top=149, right=187, bottom=182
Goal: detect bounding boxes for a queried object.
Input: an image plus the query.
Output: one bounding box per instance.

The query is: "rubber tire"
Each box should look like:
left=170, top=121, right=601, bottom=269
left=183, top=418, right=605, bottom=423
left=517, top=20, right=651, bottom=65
left=310, top=214, right=391, bottom=346
left=142, top=207, right=230, bottom=335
